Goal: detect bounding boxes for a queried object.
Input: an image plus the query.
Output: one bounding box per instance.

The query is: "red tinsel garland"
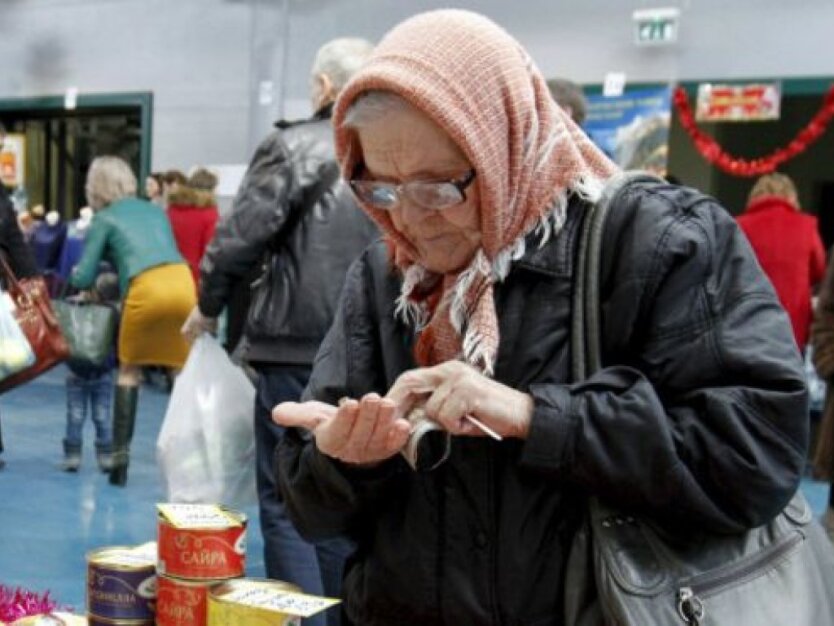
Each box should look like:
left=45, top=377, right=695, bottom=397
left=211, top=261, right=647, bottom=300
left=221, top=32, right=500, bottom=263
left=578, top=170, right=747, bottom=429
left=673, top=85, right=834, bottom=177
left=0, top=586, right=57, bottom=623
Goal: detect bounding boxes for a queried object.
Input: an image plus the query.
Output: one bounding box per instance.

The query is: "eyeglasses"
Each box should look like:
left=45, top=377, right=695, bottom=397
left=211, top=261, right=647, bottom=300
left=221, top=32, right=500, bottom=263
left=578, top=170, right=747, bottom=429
left=349, top=167, right=476, bottom=211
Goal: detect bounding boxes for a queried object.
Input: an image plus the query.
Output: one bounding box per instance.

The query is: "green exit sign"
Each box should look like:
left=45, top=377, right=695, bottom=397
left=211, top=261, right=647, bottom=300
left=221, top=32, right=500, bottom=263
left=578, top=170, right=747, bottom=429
left=633, top=7, right=680, bottom=45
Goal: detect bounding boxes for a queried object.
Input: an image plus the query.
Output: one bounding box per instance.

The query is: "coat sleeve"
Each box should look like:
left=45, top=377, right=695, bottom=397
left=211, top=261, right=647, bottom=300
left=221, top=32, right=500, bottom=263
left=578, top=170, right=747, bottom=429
left=521, top=185, right=808, bottom=533
left=812, top=253, right=834, bottom=379
left=197, top=131, right=294, bottom=317
left=0, top=189, right=37, bottom=279
left=69, top=216, right=107, bottom=289
left=275, top=251, right=408, bottom=542
left=810, top=220, right=826, bottom=286
left=200, top=209, right=219, bottom=266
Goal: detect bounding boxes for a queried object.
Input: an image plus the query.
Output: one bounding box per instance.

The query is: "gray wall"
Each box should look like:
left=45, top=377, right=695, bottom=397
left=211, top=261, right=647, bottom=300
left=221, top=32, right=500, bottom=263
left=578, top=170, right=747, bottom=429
left=0, top=0, right=254, bottom=170
left=1, top=0, right=832, bottom=171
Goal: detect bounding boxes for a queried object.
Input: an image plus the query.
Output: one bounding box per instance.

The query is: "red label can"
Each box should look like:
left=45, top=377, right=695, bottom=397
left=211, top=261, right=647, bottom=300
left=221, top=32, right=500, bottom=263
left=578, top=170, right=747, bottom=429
left=156, top=573, right=237, bottom=626
left=157, top=504, right=246, bottom=580
left=87, top=617, right=154, bottom=626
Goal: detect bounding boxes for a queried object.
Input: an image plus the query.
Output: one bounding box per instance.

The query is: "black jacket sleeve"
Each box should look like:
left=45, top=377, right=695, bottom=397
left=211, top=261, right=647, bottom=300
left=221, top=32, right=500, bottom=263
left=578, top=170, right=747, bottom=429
left=198, top=131, right=294, bottom=316
left=275, top=251, right=408, bottom=541
left=0, top=187, right=37, bottom=279
left=520, top=185, right=808, bottom=532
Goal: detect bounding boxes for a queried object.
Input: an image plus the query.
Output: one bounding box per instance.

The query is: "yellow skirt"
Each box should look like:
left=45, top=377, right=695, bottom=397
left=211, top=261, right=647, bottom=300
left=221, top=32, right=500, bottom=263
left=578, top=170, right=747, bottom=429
left=120, top=263, right=196, bottom=368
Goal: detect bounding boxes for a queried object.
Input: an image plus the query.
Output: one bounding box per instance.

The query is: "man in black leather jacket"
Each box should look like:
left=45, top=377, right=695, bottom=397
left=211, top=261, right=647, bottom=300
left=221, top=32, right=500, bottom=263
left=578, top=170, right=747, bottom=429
left=182, top=38, right=376, bottom=626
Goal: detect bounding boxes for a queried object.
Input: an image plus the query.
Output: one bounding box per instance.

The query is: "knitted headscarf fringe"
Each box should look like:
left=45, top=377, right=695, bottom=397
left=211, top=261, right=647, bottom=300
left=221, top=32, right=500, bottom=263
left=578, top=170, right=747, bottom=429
left=450, top=175, right=605, bottom=375
left=395, top=264, right=431, bottom=330
left=535, top=193, right=566, bottom=248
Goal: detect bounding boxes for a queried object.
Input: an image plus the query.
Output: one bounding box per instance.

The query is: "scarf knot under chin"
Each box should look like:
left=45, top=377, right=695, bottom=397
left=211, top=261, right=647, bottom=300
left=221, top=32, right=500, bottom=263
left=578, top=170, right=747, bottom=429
left=399, top=236, right=524, bottom=376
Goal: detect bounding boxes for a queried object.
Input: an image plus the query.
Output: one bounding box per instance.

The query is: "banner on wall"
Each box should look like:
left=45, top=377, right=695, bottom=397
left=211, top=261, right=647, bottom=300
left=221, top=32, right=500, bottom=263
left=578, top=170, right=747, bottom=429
left=0, top=133, right=25, bottom=188
left=695, top=82, right=781, bottom=122
left=582, top=86, right=672, bottom=176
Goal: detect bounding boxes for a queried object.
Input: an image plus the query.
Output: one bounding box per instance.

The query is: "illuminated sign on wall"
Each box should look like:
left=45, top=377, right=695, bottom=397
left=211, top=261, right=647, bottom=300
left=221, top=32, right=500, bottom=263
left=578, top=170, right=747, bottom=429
left=696, top=83, right=782, bottom=122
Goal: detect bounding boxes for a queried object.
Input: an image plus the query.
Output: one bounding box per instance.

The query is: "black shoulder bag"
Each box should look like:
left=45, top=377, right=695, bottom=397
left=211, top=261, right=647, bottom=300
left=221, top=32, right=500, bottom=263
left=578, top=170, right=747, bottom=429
left=567, top=171, right=834, bottom=626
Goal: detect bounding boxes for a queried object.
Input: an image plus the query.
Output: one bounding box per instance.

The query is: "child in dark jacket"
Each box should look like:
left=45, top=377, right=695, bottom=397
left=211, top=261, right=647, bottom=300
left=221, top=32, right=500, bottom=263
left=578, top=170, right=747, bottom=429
left=60, top=272, right=119, bottom=472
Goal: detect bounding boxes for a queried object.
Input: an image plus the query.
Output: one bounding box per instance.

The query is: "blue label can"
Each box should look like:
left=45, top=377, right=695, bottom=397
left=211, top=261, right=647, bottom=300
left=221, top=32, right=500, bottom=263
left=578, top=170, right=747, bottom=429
left=87, top=545, right=157, bottom=622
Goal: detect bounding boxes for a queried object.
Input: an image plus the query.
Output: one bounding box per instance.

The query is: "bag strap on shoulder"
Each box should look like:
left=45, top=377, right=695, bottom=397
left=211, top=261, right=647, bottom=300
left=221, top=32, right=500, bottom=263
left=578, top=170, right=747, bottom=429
left=571, top=171, right=665, bottom=381
left=0, top=253, right=24, bottom=297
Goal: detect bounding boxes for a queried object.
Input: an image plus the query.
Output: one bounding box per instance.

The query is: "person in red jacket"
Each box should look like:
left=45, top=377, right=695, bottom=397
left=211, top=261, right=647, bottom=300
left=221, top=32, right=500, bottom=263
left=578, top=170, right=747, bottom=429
left=737, top=172, right=826, bottom=351
left=167, top=168, right=219, bottom=287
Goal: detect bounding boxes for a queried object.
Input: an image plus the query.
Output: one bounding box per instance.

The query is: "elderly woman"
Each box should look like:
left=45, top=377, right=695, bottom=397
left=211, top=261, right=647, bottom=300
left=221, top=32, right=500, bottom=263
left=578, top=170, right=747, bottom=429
left=71, top=156, right=195, bottom=486
left=273, top=11, right=807, bottom=625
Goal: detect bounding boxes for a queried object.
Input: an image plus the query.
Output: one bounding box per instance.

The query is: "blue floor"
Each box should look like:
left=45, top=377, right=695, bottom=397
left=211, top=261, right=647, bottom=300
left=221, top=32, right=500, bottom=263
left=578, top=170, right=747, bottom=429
left=0, top=364, right=264, bottom=612
left=0, top=365, right=830, bottom=613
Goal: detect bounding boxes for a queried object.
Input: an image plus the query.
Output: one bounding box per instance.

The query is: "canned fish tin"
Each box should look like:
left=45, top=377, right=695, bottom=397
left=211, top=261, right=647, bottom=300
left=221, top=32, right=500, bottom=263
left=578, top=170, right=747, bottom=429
left=156, top=573, right=237, bottom=626
left=207, top=578, right=340, bottom=626
left=86, top=616, right=153, bottom=626
left=11, top=613, right=89, bottom=625
left=86, top=543, right=157, bottom=622
left=157, top=503, right=246, bottom=580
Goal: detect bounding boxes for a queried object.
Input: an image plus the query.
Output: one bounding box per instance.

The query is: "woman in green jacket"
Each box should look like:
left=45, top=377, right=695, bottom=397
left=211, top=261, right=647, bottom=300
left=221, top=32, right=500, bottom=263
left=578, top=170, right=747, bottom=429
left=71, top=156, right=195, bottom=486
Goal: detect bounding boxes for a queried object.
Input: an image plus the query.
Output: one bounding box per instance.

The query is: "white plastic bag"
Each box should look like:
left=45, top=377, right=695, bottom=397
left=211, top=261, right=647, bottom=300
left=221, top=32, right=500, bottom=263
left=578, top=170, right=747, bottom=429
left=157, top=335, right=257, bottom=508
left=0, top=287, right=35, bottom=382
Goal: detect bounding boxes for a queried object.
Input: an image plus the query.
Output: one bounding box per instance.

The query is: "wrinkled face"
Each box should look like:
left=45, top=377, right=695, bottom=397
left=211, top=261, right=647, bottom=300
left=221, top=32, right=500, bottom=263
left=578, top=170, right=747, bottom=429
left=356, top=106, right=481, bottom=274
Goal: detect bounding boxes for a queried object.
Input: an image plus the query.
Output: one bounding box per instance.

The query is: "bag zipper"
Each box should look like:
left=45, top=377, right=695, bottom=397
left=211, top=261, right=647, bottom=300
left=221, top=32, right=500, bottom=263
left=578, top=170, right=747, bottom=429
left=676, top=529, right=804, bottom=625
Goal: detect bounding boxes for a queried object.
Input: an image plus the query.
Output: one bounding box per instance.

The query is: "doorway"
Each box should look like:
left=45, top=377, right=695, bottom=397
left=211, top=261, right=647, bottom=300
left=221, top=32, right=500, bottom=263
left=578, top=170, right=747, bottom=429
left=0, top=92, right=152, bottom=220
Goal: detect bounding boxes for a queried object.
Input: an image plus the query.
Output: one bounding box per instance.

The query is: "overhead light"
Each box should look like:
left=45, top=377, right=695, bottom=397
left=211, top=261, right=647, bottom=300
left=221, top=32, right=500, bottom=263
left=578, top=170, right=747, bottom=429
left=64, top=87, right=78, bottom=110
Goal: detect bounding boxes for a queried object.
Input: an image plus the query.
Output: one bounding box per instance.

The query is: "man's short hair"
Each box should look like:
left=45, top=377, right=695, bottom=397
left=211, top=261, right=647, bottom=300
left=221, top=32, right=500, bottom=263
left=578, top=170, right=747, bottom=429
left=548, top=78, right=588, bottom=125
left=311, top=38, right=374, bottom=94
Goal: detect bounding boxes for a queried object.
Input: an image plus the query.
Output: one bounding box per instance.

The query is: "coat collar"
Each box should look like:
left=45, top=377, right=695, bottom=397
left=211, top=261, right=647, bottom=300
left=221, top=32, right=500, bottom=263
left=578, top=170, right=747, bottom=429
left=745, top=195, right=798, bottom=215
left=274, top=103, right=334, bottom=130
left=512, top=194, right=585, bottom=278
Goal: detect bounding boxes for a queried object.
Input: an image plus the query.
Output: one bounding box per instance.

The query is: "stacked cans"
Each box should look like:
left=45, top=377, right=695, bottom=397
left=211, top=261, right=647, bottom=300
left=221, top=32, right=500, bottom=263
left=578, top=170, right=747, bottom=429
left=86, top=542, right=157, bottom=626
left=155, top=503, right=247, bottom=626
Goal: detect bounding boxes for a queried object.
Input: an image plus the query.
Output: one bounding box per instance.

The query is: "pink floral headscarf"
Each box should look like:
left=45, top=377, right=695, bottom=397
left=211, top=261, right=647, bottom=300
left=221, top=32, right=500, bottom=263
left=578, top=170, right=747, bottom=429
left=333, top=9, right=619, bottom=374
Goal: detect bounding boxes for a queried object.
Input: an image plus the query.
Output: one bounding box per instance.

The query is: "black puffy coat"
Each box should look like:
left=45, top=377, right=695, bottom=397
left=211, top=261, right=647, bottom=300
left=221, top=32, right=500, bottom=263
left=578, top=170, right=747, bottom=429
left=276, top=180, right=807, bottom=625
left=198, top=107, right=378, bottom=364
